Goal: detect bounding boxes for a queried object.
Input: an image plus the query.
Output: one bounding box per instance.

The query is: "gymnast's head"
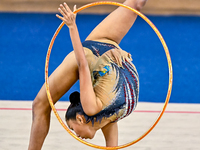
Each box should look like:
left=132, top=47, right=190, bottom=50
left=65, top=91, right=96, bottom=139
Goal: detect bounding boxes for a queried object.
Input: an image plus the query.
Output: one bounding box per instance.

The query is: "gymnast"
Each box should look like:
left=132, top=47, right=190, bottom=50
left=28, top=0, right=147, bottom=149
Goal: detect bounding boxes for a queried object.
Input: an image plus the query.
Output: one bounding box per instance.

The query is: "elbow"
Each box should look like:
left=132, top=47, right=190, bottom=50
left=77, top=60, right=89, bottom=72
left=81, top=98, right=102, bottom=116
left=77, top=58, right=88, bottom=68
left=84, top=108, right=99, bottom=116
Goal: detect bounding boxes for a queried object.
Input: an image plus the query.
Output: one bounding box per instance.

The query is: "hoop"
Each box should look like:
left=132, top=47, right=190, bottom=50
left=45, top=1, right=173, bottom=149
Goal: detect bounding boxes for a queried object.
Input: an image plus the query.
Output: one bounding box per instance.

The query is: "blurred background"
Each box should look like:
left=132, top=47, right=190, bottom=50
left=0, top=0, right=200, bottom=103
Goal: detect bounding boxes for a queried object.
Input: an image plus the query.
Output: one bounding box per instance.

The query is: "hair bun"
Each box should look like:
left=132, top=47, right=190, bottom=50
left=69, top=91, right=80, bottom=105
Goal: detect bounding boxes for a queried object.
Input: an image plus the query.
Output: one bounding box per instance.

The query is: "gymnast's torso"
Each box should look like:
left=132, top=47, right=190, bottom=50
left=82, top=39, right=139, bottom=124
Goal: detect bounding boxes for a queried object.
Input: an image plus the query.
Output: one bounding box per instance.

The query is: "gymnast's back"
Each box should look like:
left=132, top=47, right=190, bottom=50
left=81, top=39, right=139, bottom=123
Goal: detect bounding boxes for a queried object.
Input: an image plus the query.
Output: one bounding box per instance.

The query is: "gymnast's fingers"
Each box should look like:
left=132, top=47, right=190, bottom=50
left=73, top=5, right=77, bottom=13
left=63, top=2, right=72, bottom=14
left=56, top=14, right=65, bottom=22
left=73, top=5, right=77, bottom=17
left=57, top=6, right=66, bottom=18
left=59, top=4, right=69, bottom=17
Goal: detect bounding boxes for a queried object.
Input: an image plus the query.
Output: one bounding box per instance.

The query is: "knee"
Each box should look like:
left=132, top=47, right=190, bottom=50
left=32, top=96, right=51, bottom=119
left=136, top=0, right=147, bottom=11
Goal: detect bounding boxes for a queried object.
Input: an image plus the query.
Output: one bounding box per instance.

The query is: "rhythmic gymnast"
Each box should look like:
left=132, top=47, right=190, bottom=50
left=28, top=0, right=147, bottom=149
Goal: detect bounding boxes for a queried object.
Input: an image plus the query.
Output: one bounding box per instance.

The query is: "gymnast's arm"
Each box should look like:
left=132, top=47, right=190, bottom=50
left=56, top=3, right=103, bottom=116
left=101, top=122, right=118, bottom=149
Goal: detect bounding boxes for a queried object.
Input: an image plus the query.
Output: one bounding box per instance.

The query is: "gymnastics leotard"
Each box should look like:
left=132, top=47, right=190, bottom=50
left=82, top=39, right=139, bottom=124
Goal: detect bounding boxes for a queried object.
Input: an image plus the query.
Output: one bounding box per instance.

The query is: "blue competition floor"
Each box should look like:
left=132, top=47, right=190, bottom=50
left=0, top=13, right=200, bottom=103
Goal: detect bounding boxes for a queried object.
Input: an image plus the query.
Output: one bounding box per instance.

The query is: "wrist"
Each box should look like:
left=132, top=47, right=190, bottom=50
left=68, top=23, right=77, bottom=29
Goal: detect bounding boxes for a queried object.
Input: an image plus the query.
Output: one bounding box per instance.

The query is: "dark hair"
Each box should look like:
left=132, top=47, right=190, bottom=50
left=65, top=91, right=84, bottom=121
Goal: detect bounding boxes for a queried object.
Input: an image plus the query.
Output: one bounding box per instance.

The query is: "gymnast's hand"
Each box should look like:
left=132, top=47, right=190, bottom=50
left=56, top=3, right=77, bottom=28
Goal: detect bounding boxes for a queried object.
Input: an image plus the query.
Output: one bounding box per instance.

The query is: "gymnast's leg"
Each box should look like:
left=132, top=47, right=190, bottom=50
left=28, top=51, right=79, bottom=150
left=86, top=0, right=147, bottom=44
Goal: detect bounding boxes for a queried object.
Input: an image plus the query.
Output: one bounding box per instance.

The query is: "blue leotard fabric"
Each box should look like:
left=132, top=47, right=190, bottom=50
left=82, top=40, right=139, bottom=124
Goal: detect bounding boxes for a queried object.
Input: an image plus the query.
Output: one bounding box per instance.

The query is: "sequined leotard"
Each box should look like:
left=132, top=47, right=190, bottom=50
left=82, top=39, right=139, bottom=124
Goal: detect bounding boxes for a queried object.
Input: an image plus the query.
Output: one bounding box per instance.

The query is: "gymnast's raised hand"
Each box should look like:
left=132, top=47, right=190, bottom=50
left=56, top=3, right=77, bottom=28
